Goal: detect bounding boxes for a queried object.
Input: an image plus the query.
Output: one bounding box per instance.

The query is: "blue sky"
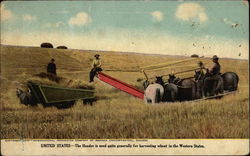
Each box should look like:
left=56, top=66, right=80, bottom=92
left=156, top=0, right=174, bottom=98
left=1, top=1, right=249, bottom=59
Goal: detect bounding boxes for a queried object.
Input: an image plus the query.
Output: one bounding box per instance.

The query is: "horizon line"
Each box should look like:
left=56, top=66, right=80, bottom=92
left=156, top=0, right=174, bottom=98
left=0, top=44, right=248, bottom=61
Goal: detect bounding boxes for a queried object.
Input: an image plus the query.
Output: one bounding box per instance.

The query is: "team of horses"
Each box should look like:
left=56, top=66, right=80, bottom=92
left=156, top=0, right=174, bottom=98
left=144, top=70, right=239, bottom=104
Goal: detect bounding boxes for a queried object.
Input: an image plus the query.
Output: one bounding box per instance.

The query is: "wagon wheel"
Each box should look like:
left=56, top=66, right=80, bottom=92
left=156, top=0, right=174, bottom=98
left=54, top=101, right=76, bottom=109
left=40, top=102, right=51, bottom=108
left=82, top=98, right=96, bottom=106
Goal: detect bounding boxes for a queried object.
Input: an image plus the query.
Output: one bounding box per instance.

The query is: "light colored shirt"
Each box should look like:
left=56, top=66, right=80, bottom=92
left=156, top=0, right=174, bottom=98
left=92, top=59, right=101, bottom=68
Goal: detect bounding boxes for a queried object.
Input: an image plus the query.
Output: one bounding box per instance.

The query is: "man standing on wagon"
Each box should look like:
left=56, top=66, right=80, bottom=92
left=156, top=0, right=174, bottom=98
left=47, top=58, right=57, bottom=75
left=89, top=54, right=102, bottom=82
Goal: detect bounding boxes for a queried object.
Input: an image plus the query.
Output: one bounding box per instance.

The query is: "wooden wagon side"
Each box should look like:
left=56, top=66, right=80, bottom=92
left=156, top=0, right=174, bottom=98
left=27, top=82, right=95, bottom=108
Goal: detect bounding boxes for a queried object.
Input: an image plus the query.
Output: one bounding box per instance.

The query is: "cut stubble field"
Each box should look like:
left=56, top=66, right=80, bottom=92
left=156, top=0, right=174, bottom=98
left=0, top=45, right=249, bottom=139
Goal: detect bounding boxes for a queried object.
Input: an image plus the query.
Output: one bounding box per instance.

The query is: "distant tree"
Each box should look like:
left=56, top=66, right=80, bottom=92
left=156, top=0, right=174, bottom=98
left=56, top=46, right=68, bottom=49
left=191, top=54, right=199, bottom=58
left=41, top=43, right=53, bottom=48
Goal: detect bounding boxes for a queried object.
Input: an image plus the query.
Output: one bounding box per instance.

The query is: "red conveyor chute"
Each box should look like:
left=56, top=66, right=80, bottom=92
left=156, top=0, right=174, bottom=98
left=97, top=72, right=144, bottom=99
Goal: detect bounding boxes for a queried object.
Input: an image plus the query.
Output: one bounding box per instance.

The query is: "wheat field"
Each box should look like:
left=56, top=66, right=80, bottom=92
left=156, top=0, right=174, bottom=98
left=0, top=45, right=249, bottom=139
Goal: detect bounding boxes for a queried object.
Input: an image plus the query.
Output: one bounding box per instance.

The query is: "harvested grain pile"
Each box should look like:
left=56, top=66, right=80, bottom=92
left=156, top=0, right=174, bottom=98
left=27, top=76, right=59, bottom=86
left=66, top=79, right=94, bottom=89
left=27, top=72, right=94, bottom=90
left=34, top=72, right=64, bottom=83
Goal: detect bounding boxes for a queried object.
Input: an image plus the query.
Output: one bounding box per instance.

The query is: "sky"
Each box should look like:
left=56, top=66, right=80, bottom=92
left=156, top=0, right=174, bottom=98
left=1, top=0, right=249, bottom=59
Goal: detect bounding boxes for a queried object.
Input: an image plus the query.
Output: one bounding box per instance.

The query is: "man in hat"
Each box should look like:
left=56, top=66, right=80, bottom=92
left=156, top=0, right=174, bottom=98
left=47, top=58, right=57, bottom=75
left=89, top=54, right=102, bottom=82
left=208, top=55, right=220, bottom=75
left=204, top=55, right=223, bottom=96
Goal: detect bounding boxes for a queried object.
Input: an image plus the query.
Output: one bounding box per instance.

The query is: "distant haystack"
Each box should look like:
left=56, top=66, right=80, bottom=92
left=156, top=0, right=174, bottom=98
left=57, top=46, right=68, bottom=49
left=191, top=54, right=199, bottom=58
left=41, top=42, right=53, bottom=48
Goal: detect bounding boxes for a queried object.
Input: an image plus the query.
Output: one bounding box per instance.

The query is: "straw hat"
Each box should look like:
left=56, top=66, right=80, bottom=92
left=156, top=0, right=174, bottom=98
left=94, top=54, right=100, bottom=58
left=212, top=55, right=219, bottom=60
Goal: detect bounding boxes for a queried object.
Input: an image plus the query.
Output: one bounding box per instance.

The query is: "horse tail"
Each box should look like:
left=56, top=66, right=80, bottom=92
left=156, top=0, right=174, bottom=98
left=235, top=73, right=239, bottom=83
left=144, top=94, right=148, bottom=104
left=170, top=90, right=176, bottom=102
left=193, top=82, right=197, bottom=99
left=232, top=78, right=237, bottom=91
left=155, top=88, right=161, bottom=103
left=195, top=81, right=201, bottom=99
left=233, top=73, right=239, bottom=91
left=214, top=76, right=224, bottom=94
left=219, top=77, right=224, bottom=93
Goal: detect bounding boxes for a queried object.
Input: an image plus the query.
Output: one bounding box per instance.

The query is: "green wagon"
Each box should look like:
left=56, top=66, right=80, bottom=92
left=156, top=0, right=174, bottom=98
left=27, top=82, right=95, bottom=108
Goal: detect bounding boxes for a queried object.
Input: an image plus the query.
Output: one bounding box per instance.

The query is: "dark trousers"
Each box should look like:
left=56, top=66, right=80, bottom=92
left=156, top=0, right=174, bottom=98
left=204, top=74, right=221, bottom=96
left=89, top=67, right=102, bottom=82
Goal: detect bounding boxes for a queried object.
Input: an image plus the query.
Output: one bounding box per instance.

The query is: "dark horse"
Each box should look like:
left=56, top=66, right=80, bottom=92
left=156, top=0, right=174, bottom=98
left=194, top=69, right=224, bottom=97
left=155, top=76, right=178, bottom=102
left=168, top=74, right=199, bottom=101
left=16, top=88, right=37, bottom=106
left=221, top=72, right=239, bottom=91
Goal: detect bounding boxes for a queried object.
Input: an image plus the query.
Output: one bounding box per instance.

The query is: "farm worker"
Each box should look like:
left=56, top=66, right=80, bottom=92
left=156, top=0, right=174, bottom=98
left=47, top=58, right=57, bottom=75
left=208, top=55, right=221, bottom=75
left=89, top=54, right=102, bottom=82
left=204, top=55, right=222, bottom=94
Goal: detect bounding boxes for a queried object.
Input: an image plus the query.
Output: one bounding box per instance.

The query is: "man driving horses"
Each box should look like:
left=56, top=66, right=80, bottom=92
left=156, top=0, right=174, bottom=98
left=204, top=55, right=223, bottom=95
left=208, top=55, right=221, bottom=75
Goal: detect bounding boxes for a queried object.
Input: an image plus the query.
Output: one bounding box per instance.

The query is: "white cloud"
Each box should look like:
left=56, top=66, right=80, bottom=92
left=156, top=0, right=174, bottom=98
left=45, top=21, right=65, bottom=28
left=222, top=18, right=239, bottom=27
left=222, top=18, right=231, bottom=24
left=151, top=11, right=164, bottom=22
left=176, top=2, right=208, bottom=23
left=22, top=14, right=36, bottom=21
left=68, top=12, right=91, bottom=27
left=55, top=21, right=64, bottom=27
left=1, top=4, right=13, bottom=21
left=198, top=12, right=207, bottom=23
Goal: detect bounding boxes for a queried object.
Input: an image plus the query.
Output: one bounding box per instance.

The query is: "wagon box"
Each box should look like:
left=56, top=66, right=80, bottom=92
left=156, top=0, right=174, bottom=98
left=27, top=82, right=95, bottom=108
